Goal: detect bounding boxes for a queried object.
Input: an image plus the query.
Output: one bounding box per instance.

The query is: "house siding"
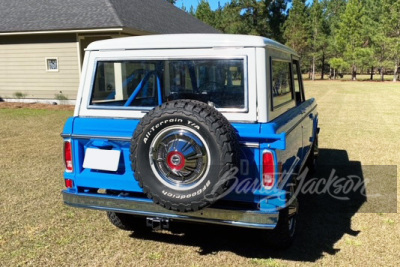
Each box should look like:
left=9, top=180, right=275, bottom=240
left=0, top=42, right=80, bottom=99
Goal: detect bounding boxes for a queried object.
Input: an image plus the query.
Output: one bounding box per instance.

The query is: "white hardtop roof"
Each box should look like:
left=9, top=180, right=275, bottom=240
left=87, top=34, right=297, bottom=55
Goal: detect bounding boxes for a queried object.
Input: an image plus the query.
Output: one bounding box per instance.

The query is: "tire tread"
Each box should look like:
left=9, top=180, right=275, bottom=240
left=130, top=100, right=239, bottom=212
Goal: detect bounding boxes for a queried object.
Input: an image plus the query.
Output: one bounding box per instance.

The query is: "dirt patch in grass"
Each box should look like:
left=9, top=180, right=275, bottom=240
left=0, top=102, right=74, bottom=111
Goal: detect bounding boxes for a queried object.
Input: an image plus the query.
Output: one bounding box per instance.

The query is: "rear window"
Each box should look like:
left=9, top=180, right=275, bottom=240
left=89, top=59, right=247, bottom=110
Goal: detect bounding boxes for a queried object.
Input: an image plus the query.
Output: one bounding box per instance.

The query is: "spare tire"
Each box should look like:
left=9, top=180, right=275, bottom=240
left=130, top=100, right=239, bottom=212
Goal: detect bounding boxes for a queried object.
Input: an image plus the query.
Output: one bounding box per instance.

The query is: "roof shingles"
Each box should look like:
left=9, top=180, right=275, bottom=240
left=0, top=0, right=218, bottom=34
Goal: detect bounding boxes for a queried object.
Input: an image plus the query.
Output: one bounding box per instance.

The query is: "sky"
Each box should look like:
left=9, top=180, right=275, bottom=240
left=175, top=0, right=313, bottom=11
left=175, top=0, right=234, bottom=11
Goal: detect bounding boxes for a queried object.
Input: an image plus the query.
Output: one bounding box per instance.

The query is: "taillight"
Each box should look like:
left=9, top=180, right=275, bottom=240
left=65, top=179, right=74, bottom=188
left=262, top=150, right=275, bottom=190
left=64, top=141, right=73, bottom=172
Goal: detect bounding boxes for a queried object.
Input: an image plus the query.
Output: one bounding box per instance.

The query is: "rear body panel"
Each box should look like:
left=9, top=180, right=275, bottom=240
left=62, top=98, right=317, bottom=228
left=62, top=34, right=318, bottom=229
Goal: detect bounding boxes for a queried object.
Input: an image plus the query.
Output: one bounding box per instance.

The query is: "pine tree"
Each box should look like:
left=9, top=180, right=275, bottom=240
left=323, top=0, right=347, bottom=79
left=238, top=0, right=269, bottom=36
left=362, top=0, right=383, bottom=80
left=189, top=1, right=288, bottom=42
left=189, top=5, right=196, bottom=16
left=267, top=0, right=288, bottom=43
left=382, top=0, right=400, bottom=82
left=283, top=0, right=309, bottom=58
left=336, top=0, right=369, bottom=80
left=217, top=1, right=246, bottom=34
left=195, top=0, right=215, bottom=27
left=309, top=0, right=328, bottom=80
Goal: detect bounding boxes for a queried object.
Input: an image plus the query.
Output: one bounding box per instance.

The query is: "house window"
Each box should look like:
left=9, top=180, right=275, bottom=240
left=46, top=58, right=59, bottom=71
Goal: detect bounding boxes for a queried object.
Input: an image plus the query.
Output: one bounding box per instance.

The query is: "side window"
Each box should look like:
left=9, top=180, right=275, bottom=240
left=271, top=60, right=294, bottom=109
left=292, top=60, right=304, bottom=105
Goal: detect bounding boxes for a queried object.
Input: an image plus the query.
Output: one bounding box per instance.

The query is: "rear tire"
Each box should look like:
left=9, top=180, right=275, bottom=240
left=130, top=99, right=239, bottom=212
left=305, top=135, right=318, bottom=174
left=106, top=212, right=148, bottom=232
left=264, top=182, right=298, bottom=249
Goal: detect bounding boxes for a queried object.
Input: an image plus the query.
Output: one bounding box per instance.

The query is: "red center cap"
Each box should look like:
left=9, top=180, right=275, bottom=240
left=167, top=151, right=185, bottom=171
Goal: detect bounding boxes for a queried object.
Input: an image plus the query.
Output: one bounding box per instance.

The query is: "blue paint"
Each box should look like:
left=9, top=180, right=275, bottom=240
left=61, top=106, right=315, bottom=208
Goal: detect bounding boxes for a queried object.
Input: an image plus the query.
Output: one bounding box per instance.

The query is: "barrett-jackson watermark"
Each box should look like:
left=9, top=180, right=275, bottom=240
left=206, top=163, right=397, bottom=213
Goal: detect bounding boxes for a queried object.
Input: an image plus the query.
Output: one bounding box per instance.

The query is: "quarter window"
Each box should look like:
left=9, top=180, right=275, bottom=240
left=293, top=60, right=304, bottom=104
left=271, top=60, right=293, bottom=109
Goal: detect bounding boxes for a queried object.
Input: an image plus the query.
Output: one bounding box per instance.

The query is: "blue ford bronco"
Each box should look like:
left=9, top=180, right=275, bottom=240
left=62, top=34, right=319, bottom=248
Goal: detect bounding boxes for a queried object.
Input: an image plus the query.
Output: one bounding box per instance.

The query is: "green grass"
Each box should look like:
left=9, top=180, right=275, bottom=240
left=0, top=108, right=57, bottom=118
left=304, top=74, right=398, bottom=81
left=250, top=258, right=282, bottom=266
left=0, top=82, right=399, bottom=266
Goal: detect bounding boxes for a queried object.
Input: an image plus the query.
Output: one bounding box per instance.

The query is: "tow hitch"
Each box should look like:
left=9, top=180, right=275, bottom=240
left=146, top=217, right=170, bottom=230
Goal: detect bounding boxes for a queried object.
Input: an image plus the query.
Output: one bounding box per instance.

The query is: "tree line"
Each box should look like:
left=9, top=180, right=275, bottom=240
left=173, top=0, right=400, bottom=81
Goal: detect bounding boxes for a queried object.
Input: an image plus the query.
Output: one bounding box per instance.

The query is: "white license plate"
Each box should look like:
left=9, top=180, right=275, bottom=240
left=83, top=148, right=121, bottom=171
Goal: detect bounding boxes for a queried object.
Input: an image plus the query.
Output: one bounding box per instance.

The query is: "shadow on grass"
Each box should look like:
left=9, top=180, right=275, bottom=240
left=129, top=148, right=366, bottom=262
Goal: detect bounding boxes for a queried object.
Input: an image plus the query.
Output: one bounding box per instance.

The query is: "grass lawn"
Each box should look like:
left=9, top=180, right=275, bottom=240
left=0, top=81, right=399, bottom=266
left=304, top=74, right=398, bottom=82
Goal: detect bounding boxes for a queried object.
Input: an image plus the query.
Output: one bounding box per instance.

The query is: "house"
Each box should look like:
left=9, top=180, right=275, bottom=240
left=0, top=0, right=218, bottom=102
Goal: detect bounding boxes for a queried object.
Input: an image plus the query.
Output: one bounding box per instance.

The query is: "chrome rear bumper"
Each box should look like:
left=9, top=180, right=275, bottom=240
left=63, top=191, right=278, bottom=229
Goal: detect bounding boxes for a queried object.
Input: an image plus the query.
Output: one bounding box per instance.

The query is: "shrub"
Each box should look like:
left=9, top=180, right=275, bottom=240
left=13, top=92, right=27, bottom=99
